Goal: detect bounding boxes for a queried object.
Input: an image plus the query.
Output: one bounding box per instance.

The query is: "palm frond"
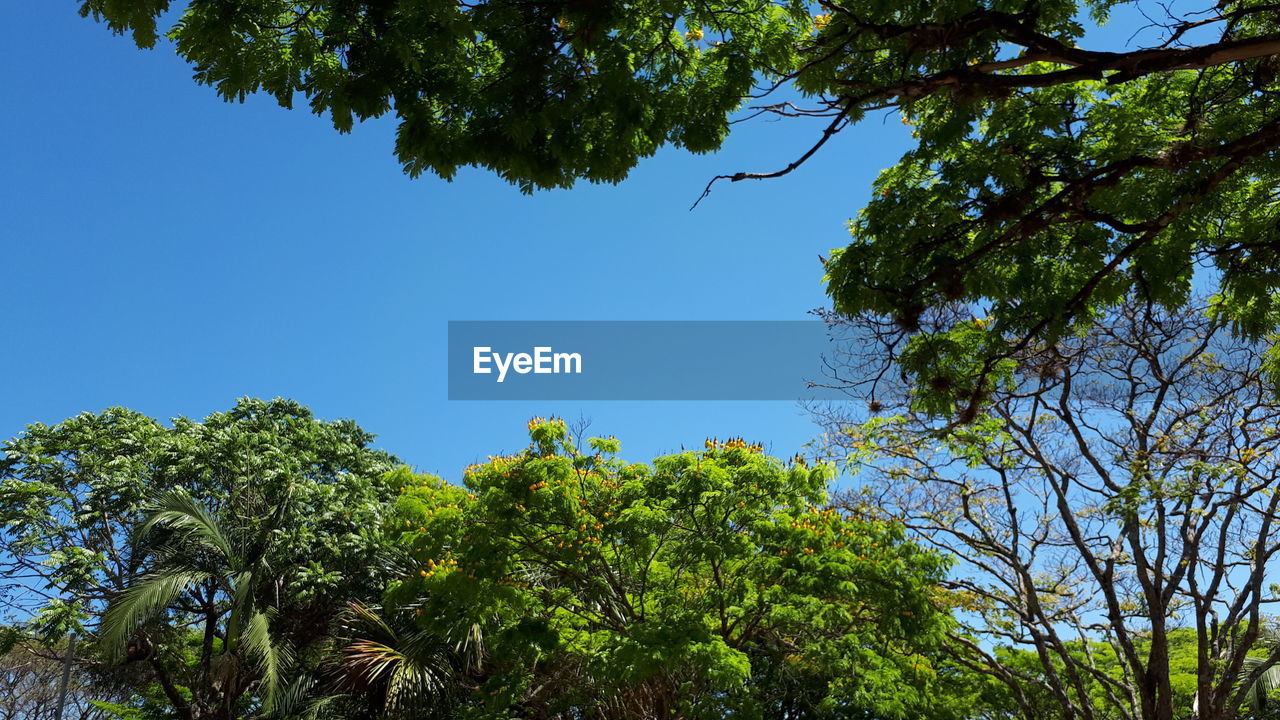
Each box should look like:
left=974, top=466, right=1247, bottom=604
left=339, top=632, right=457, bottom=714
left=338, top=603, right=465, bottom=715
left=224, top=569, right=258, bottom=648
left=100, top=568, right=212, bottom=660
left=269, top=676, right=341, bottom=720
left=138, top=490, right=234, bottom=559
left=1199, top=649, right=1280, bottom=718
left=343, top=601, right=396, bottom=645
left=243, top=609, right=295, bottom=714
left=453, top=622, right=485, bottom=673
left=339, top=639, right=407, bottom=691
left=1240, top=656, right=1280, bottom=718
left=386, top=649, right=454, bottom=713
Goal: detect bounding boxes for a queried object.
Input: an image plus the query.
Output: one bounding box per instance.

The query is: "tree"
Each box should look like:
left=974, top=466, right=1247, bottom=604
left=816, top=298, right=1280, bottom=720
left=99, top=489, right=318, bottom=719
left=369, top=419, right=962, bottom=719
left=964, top=629, right=1203, bottom=720
left=79, top=0, right=803, bottom=192
left=72, top=1, right=1280, bottom=405
left=1223, top=624, right=1280, bottom=720
left=969, top=627, right=1280, bottom=720
left=0, top=629, right=127, bottom=720
left=0, top=398, right=399, bottom=720
left=331, top=597, right=471, bottom=720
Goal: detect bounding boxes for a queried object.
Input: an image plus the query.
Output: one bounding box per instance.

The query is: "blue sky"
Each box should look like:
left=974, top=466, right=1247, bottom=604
left=2, top=3, right=918, bottom=478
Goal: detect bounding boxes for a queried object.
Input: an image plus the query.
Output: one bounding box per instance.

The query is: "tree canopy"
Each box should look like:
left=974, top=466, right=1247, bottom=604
left=377, top=419, right=959, bottom=719
left=10, top=395, right=1280, bottom=719
left=818, top=298, right=1280, bottom=720
left=80, top=0, right=803, bottom=190
left=73, top=0, right=1280, bottom=410
left=1, top=404, right=980, bottom=720
left=0, top=398, right=400, bottom=720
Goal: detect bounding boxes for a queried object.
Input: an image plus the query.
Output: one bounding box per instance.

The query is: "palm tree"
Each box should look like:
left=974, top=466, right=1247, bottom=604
left=1236, top=654, right=1280, bottom=720
left=334, top=600, right=476, bottom=719
left=1193, top=625, right=1280, bottom=720
left=99, top=488, right=299, bottom=719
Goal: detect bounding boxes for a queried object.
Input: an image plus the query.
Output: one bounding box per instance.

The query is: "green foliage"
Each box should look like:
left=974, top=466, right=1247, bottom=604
left=972, top=633, right=1199, bottom=720
left=381, top=418, right=957, bottom=719
left=0, top=398, right=399, bottom=720
left=975, top=628, right=1280, bottom=720
left=78, top=0, right=809, bottom=192
left=70, top=0, right=1280, bottom=408
left=99, top=486, right=307, bottom=714
left=0, top=407, right=165, bottom=641
left=822, top=41, right=1280, bottom=407
left=335, top=600, right=465, bottom=718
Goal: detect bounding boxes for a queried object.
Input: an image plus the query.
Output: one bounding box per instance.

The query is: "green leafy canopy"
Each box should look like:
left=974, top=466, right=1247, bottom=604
left=80, top=0, right=806, bottom=192
left=378, top=418, right=959, bottom=719
left=72, top=0, right=1280, bottom=412
left=0, top=398, right=400, bottom=720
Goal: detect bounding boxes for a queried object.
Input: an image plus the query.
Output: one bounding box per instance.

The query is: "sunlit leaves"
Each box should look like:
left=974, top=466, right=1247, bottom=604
left=383, top=418, right=954, bottom=718
left=79, top=0, right=814, bottom=192
left=0, top=398, right=400, bottom=717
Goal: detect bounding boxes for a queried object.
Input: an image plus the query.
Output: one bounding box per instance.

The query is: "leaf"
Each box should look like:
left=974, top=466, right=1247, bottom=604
left=243, top=609, right=294, bottom=714
left=99, top=568, right=211, bottom=660
left=137, top=489, right=233, bottom=559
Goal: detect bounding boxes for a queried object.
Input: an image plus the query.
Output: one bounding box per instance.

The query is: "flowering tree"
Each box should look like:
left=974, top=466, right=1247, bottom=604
left=365, top=419, right=961, bottom=719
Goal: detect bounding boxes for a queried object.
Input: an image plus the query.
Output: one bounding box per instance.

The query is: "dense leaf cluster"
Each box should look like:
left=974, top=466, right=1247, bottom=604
left=80, top=0, right=806, bottom=191
left=385, top=419, right=956, bottom=718
left=72, top=0, right=1280, bottom=410
left=0, top=404, right=967, bottom=720
left=0, top=398, right=399, bottom=720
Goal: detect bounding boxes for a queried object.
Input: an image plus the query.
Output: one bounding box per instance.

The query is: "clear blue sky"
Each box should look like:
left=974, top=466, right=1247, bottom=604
left=2, top=3, right=916, bottom=478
